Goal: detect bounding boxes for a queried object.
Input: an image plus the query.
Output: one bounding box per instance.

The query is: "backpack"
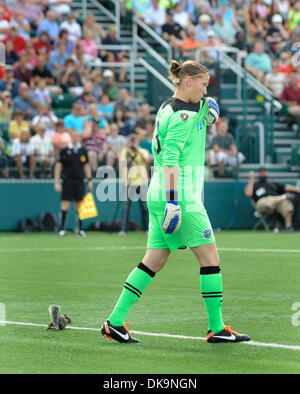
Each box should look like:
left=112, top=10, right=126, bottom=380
left=19, top=218, right=39, bottom=233
left=39, top=212, right=58, bottom=232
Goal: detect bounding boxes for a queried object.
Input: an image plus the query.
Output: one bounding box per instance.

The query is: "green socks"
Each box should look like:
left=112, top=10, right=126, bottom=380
left=200, top=266, right=224, bottom=334
left=108, top=262, right=155, bottom=326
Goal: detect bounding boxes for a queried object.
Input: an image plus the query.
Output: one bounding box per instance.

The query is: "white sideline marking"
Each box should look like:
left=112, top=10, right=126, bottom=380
left=0, top=246, right=300, bottom=253
left=1, top=320, right=300, bottom=352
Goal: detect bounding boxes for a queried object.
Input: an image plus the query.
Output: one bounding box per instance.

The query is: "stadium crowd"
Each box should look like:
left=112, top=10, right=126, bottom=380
left=0, top=0, right=299, bottom=180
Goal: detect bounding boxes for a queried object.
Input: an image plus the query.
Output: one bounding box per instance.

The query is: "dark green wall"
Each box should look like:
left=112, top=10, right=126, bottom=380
left=0, top=180, right=256, bottom=231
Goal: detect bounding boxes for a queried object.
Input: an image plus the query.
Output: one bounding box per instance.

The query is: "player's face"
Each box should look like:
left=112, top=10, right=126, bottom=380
left=188, top=73, right=210, bottom=103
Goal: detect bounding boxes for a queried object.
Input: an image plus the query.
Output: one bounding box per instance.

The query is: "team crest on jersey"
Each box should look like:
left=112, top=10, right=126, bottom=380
left=203, top=228, right=212, bottom=239
left=80, top=155, right=86, bottom=163
left=181, top=113, right=189, bottom=121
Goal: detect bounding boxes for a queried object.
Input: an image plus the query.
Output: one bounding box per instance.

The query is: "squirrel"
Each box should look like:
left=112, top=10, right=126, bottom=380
left=46, top=305, right=72, bottom=330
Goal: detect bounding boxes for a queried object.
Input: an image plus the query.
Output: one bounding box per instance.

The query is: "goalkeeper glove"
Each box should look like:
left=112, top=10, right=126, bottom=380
left=161, top=190, right=182, bottom=234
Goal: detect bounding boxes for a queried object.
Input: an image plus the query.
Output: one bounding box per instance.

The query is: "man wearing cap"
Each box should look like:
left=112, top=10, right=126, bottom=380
left=195, top=13, right=211, bottom=42
left=102, top=70, right=120, bottom=101
left=30, top=122, right=55, bottom=178
left=266, top=14, right=289, bottom=53
left=244, top=168, right=300, bottom=232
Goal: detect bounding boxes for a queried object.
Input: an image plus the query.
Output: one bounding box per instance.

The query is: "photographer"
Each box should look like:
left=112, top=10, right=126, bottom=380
left=119, top=133, right=150, bottom=236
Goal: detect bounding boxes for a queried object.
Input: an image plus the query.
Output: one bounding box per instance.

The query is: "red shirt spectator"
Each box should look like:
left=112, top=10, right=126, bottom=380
left=2, top=26, right=26, bottom=53
left=0, top=1, right=12, bottom=21
left=34, top=31, right=51, bottom=55
left=280, top=74, right=300, bottom=105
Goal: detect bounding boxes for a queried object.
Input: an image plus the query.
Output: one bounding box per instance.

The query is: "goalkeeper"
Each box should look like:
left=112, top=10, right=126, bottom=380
left=101, top=60, right=251, bottom=344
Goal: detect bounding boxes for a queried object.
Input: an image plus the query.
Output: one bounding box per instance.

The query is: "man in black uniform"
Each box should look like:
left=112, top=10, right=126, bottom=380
left=244, top=167, right=300, bottom=232
left=54, top=129, right=93, bottom=238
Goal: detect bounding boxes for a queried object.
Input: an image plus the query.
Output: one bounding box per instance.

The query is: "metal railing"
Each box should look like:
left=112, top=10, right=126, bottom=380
left=132, top=16, right=172, bottom=64
left=74, top=0, right=120, bottom=38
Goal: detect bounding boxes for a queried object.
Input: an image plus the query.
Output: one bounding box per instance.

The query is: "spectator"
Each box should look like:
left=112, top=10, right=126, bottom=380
left=10, top=8, right=31, bottom=40
left=287, top=2, right=300, bottom=31
left=107, top=122, right=128, bottom=166
left=82, top=118, right=112, bottom=171
left=8, top=109, right=29, bottom=140
left=101, top=25, right=128, bottom=82
left=0, top=135, right=9, bottom=178
left=60, top=12, right=82, bottom=43
left=244, top=1, right=267, bottom=45
left=181, top=27, right=202, bottom=58
left=115, top=88, right=139, bottom=128
left=245, top=41, right=272, bottom=83
left=135, top=103, right=154, bottom=129
left=23, top=39, right=37, bottom=69
left=47, top=41, right=68, bottom=77
left=276, top=0, right=289, bottom=20
left=14, top=0, right=45, bottom=28
left=64, top=101, right=85, bottom=133
left=79, top=29, right=98, bottom=59
left=211, top=118, right=245, bottom=177
left=34, top=30, right=51, bottom=56
left=173, top=1, right=190, bottom=29
left=0, top=0, right=12, bottom=22
left=76, top=90, right=96, bottom=115
left=4, top=39, right=19, bottom=66
left=219, top=0, right=242, bottom=32
left=280, top=72, right=300, bottom=124
left=213, top=10, right=238, bottom=46
left=86, top=103, right=110, bottom=134
left=231, top=31, right=250, bottom=59
left=278, top=51, right=293, bottom=75
left=13, top=53, right=32, bottom=84
left=195, top=13, right=211, bottom=43
left=30, top=122, right=55, bottom=177
left=32, top=102, right=58, bottom=138
left=59, top=57, right=84, bottom=96
left=129, top=0, right=151, bottom=17
left=36, top=10, right=60, bottom=42
left=2, top=25, right=26, bottom=54
left=0, top=7, right=10, bottom=40
left=144, top=0, right=166, bottom=35
left=162, top=9, right=186, bottom=58
left=0, top=90, right=13, bottom=125
left=11, top=129, right=35, bottom=178
left=54, top=28, right=74, bottom=56
left=113, top=106, right=133, bottom=137
left=101, top=69, right=120, bottom=101
left=244, top=168, right=300, bottom=233
left=98, top=93, right=114, bottom=123
left=13, top=82, right=39, bottom=119
left=201, top=30, right=223, bottom=64
left=264, top=59, right=287, bottom=98
left=51, top=118, right=71, bottom=157
left=32, top=54, right=54, bottom=85
left=82, top=13, right=106, bottom=44
left=34, top=78, right=51, bottom=105
left=48, top=0, right=72, bottom=17
left=266, top=14, right=289, bottom=54
left=0, top=65, right=20, bottom=99
left=139, top=120, right=154, bottom=159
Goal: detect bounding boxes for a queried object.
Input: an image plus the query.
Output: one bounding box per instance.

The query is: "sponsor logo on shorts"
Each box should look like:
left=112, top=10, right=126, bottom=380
left=181, top=113, right=189, bottom=121
left=203, top=228, right=212, bottom=239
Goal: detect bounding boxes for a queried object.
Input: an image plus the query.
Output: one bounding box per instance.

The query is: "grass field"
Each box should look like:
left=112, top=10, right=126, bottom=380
left=0, top=230, right=300, bottom=374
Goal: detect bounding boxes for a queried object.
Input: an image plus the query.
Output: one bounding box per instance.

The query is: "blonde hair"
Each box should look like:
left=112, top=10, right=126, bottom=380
left=168, top=60, right=209, bottom=87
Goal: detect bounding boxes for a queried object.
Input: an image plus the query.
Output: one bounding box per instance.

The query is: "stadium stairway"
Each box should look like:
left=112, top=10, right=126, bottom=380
left=69, top=2, right=300, bottom=183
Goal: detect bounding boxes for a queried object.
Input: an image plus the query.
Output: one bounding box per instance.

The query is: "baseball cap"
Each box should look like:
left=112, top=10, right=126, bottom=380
left=5, top=64, right=13, bottom=71
left=199, top=14, right=211, bottom=23
left=272, top=14, right=283, bottom=23
left=37, top=123, right=46, bottom=130
left=103, top=69, right=114, bottom=78
left=207, top=30, right=215, bottom=37
left=258, top=166, right=267, bottom=171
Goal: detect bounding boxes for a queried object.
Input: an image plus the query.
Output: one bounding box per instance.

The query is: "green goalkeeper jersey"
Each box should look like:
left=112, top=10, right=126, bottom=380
left=147, top=97, right=209, bottom=213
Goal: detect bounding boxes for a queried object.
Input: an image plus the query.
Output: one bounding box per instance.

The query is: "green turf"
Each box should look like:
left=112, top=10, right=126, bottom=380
left=0, top=231, right=300, bottom=374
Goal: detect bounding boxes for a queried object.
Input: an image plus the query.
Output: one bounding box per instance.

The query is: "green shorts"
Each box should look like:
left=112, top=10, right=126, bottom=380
left=147, top=209, right=215, bottom=252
